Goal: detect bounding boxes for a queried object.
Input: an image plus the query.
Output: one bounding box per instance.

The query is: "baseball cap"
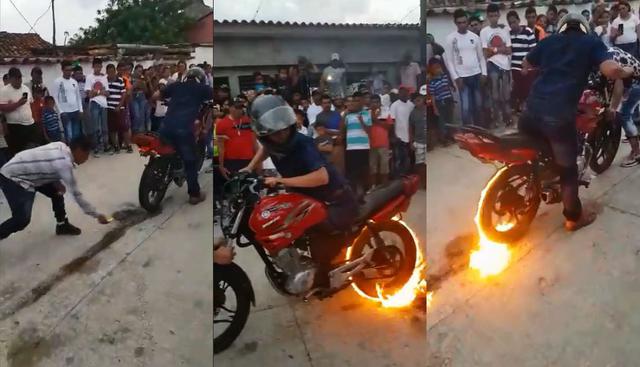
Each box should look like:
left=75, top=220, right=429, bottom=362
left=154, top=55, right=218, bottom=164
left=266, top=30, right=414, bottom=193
left=331, top=53, right=340, bottom=61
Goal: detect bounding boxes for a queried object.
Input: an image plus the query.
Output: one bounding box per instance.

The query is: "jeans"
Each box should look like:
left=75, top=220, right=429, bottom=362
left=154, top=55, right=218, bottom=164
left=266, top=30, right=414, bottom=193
left=0, top=175, right=35, bottom=239
left=488, top=62, right=512, bottom=124
left=459, top=74, right=483, bottom=126
left=160, top=128, right=200, bottom=197
left=90, top=101, right=109, bottom=150
left=392, top=140, right=412, bottom=178
left=0, top=148, right=8, bottom=168
left=5, top=123, right=44, bottom=156
left=61, top=111, right=82, bottom=143
left=619, top=84, right=640, bottom=137
left=131, top=93, right=149, bottom=133
left=435, top=98, right=454, bottom=138
left=519, top=112, right=581, bottom=221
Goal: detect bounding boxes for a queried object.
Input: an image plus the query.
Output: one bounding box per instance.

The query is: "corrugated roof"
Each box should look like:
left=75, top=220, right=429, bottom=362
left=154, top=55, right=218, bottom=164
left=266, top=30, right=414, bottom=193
left=0, top=32, right=52, bottom=58
left=427, top=0, right=614, bottom=15
left=214, top=20, right=420, bottom=29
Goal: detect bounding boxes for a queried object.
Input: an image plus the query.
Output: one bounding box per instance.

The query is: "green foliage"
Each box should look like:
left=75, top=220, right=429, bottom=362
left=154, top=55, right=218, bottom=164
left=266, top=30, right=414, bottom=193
left=70, top=0, right=196, bottom=46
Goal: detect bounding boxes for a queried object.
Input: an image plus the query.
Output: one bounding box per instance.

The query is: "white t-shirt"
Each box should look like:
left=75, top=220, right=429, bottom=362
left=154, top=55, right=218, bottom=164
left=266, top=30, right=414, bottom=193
left=611, top=14, right=640, bottom=45
left=390, top=99, right=414, bottom=143
left=306, top=102, right=323, bottom=124
left=444, top=31, right=487, bottom=79
left=51, top=77, right=83, bottom=113
left=400, top=62, right=421, bottom=90
left=0, top=85, right=34, bottom=126
left=85, top=73, right=109, bottom=108
left=480, top=25, right=512, bottom=71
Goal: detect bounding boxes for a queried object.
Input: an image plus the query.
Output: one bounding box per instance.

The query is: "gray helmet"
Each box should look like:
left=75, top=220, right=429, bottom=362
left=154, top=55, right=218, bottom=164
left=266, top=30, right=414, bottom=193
left=558, top=13, right=590, bottom=34
left=249, top=95, right=296, bottom=137
left=185, top=66, right=206, bottom=83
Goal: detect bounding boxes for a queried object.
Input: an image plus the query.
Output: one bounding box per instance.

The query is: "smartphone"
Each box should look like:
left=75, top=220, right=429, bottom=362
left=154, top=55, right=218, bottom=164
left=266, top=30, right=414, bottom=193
left=619, top=23, right=624, bottom=35
left=22, top=92, right=28, bottom=99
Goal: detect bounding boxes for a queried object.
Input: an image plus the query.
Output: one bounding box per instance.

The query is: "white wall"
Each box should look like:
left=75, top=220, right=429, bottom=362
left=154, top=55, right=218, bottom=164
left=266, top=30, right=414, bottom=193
left=427, top=2, right=640, bottom=43
left=192, top=46, right=213, bottom=65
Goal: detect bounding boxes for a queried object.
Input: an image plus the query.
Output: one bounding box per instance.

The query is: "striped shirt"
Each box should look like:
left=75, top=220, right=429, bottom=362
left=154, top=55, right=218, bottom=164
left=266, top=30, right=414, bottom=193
left=427, top=75, right=453, bottom=101
left=510, top=26, right=537, bottom=71
left=344, top=110, right=372, bottom=150
left=42, top=107, right=60, bottom=133
left=106, top=77, right=125, bottom=109
left=0, top=142, right=99, bottom=217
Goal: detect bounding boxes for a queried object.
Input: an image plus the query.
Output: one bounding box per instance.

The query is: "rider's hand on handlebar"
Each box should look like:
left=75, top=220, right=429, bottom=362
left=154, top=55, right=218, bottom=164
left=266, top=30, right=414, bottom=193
left=264, top=177, right=281, bottom=188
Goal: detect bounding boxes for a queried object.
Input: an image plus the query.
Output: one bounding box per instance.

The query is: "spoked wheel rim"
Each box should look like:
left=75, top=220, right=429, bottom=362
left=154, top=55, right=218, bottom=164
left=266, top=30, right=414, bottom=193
left=214, top=280, right=239, bottom=339
left=490, top=172, right=534, bottom=233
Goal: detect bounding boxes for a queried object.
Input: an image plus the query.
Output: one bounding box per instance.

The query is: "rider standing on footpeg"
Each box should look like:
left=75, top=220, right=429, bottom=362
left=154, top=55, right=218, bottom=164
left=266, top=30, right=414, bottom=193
left=520, top=13, right=633, bottom=231
left=151, top=67, right=213, bottom=205
left=242, top=95, right=359, bottom=285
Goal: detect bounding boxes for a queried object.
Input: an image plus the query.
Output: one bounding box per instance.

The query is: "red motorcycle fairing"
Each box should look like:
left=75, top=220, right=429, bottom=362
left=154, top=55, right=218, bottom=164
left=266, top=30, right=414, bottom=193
left=133, top=133, right=176, bottom=156
left=249, top=193, right=328, bottom=255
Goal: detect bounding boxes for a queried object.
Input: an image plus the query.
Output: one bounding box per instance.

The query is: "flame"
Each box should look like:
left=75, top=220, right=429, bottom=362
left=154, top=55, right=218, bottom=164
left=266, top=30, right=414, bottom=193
left=345, top=220, right=425, bottom=308
left=426, top=291, right=433, bottom=308
left=469, top=166, right=512, bottom=278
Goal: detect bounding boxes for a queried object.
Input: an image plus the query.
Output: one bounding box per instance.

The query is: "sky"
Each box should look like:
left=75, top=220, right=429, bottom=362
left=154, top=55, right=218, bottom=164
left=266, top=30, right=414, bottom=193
left=215, top=0, right=420, bottom=24
left=0, top=0, right=214, bottom=45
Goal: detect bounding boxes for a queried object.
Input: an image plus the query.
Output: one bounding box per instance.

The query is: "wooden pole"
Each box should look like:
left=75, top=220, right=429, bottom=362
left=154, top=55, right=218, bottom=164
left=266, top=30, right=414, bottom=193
left=420, top=0, right=427, bottom=66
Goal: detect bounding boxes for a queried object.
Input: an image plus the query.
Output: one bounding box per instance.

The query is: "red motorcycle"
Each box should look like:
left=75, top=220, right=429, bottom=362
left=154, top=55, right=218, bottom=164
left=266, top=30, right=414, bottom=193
left=219, top=172, right=420, bottom=299
left=451, top=77, right=621, bottom=243
left=134, top=103, right=213, bottom=212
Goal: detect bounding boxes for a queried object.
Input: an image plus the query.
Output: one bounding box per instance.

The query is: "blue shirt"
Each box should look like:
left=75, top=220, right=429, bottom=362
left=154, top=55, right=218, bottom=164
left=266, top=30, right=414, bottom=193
left=427, top=75, right=453, bottom=101
left=270, top=133, right=347, bottom=203
left=344, top=110, right=372, bottom=150
left=161, top=80, right=214, bottom=132
left=42, top=107, right=60, bottom=132
left=526, top=32, right=609, bottom=121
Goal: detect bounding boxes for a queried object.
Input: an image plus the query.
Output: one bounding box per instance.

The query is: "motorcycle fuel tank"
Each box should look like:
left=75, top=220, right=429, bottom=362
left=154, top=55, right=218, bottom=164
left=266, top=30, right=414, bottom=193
left=249, top=193, right=328, bottom=255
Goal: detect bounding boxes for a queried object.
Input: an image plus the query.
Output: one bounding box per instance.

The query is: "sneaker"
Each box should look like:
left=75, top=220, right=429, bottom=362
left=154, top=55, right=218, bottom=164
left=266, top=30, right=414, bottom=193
left=56, top=220, right=82, bottom=236
left=620, top=154, right=640, bottom=167
left=188, top=192, right=207, bottom=205
left=564, top=210, right=597, bottom=232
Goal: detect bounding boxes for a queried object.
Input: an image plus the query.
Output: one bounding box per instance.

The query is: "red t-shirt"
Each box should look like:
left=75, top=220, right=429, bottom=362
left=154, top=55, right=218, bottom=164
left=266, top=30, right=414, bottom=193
left=370, top=108, right=393, bottom=148
left=216, top=115, right=255, bottom=160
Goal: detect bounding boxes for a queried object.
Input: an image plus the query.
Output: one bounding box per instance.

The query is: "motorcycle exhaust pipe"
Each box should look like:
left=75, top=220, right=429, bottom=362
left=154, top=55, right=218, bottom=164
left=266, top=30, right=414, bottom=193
left=541, top=188, right=561, bottom=204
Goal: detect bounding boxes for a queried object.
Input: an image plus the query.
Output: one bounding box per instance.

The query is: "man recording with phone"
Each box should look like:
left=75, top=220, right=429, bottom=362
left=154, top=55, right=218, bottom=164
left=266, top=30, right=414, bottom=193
left=0, top=67, right=45, bottom=156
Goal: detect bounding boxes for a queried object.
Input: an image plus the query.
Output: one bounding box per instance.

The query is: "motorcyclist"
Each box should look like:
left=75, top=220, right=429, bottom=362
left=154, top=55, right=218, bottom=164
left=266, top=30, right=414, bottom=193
left=520, top=13, right=633, bottom=231
left=241, top=95, right=359, bottom=286
left=151, top=66, right=213, bottom=205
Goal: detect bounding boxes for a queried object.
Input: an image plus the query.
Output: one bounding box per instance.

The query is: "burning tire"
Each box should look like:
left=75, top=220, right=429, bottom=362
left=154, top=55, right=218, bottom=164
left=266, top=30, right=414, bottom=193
left=479, top=164, right=541, bottom=243
left=348, top=220, right=417, bottom=299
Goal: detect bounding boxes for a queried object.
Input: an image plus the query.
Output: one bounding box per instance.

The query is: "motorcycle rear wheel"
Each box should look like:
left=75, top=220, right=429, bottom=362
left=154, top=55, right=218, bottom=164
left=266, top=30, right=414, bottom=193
left=479, top=164, right=541, bottom=243
left=589, top=118, right=622, bottom=174
left=348, top=220, right=417, bottom=299
left=214, top=263, right=253, bottom=354
left=139, top=158, right=171, bottom=213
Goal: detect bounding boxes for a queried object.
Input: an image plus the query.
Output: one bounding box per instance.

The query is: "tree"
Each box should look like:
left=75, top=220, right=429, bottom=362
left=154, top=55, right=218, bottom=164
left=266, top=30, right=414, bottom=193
left=70, top=0, right=196, bottom=46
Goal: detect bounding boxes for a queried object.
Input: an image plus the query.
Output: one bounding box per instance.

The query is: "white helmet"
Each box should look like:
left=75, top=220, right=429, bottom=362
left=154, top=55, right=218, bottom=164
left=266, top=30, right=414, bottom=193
left=185, top=66, right=206, bottom=83
left=558, top=13, right=590, bottom=34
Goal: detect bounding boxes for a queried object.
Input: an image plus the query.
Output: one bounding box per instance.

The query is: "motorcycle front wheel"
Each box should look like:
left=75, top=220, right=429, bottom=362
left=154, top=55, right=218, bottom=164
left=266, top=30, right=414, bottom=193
left=138, top=157, right=171, bottom=213
left=589, top=117, right=622, bottom=174
left=214, top=263, right=253, bottom=354
left=479, top=164, right=541, bottom=243
left=348, top=220, right=417, bottom=299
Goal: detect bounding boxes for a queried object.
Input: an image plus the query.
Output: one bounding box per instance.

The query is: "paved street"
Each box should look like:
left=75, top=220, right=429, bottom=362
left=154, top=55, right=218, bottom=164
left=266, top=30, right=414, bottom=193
left=0, top=153, right=213, bottom=366
left=427, top=142, right=640, bottom=366
left=214, top=190, right=427, bottom=367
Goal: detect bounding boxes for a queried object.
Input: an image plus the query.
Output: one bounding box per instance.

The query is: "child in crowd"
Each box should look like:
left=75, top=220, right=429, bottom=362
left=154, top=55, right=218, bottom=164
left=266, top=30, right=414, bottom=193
left=313, top=119, right=334, bottom=162
left=42, top=96, right=62, bottom=142
left=294, top=109, right=309, bottom=135
left=427, top=58, right=454, bottom=145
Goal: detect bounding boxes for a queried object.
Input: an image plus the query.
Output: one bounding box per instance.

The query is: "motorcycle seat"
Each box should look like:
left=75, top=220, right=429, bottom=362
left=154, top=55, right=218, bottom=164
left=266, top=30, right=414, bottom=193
left=355, top=179, right=405, bottom=223
left=498, top=133, right=542, bottom=150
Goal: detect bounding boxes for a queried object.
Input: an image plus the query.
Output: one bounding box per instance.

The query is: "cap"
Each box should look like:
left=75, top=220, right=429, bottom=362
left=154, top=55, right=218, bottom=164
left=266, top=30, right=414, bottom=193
left=331, top=53, right=340, bottom=61
left=419, top=85, right=427, bottom=96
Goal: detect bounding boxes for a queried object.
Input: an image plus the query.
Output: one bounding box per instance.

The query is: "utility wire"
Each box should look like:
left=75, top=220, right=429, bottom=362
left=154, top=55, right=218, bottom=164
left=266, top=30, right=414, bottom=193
left=399, top=5, right=420, bottom=23
left=8, top=0, right=35, bottom=31
left=30, top=2, right=53, bottom=32
left=252, top=0, right=265, bottom=21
